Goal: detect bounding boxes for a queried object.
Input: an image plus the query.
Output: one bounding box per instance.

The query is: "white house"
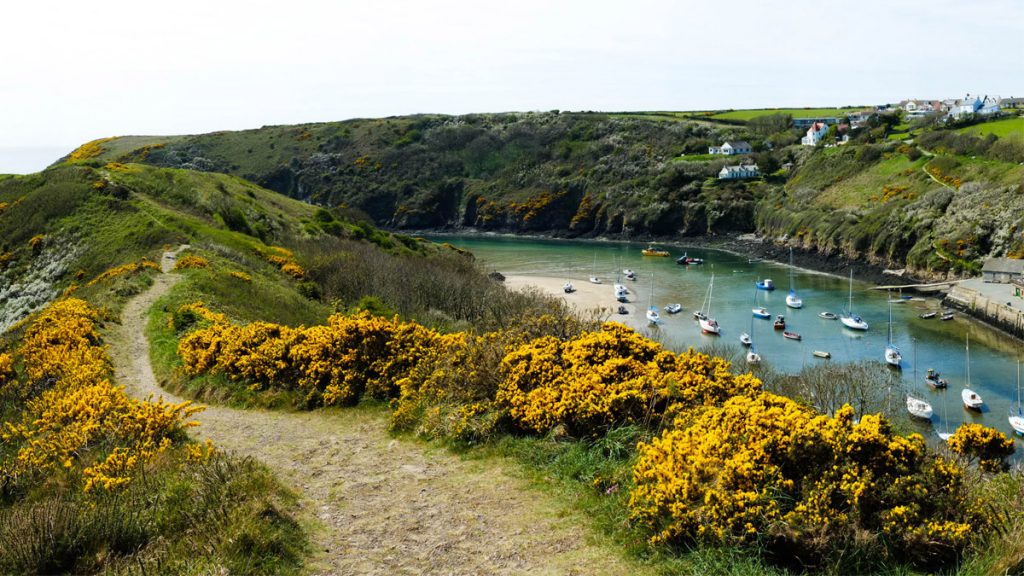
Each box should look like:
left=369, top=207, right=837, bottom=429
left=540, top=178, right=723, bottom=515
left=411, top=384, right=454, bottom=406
left=949, top=94, right=983, bottom=119
left=801, top=122, right=829, bottom=146
left=708, top=141, right=752, bottom=155
left=979, top=95, right=1002, bottom=116
left=718, top=164, right=760, bottom=180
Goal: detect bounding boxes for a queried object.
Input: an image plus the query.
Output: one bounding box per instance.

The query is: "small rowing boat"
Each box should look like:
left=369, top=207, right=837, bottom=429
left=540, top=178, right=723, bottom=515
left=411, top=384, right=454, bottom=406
left=919, top=311, right=936, bottom=319
left=813, top=350, right=831, bottom=359
left=783, top=331, right=802, bottom=341
left=818, top=311, right=837, bottom=320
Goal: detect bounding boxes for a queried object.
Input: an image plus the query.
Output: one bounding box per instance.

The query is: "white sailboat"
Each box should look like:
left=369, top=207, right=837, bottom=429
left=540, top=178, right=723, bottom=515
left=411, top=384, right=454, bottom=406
left=962, top=335, right=984, bottom=411
left=588, top=251, right=601, bottom=284
left=745, top=291, right=761, bottom=364
left=785, top=247, right=803, bottom=309
left=840, top=269, right=869, bottom=331
left=938, top=379, right=954, bottom=442
left=698, top=273, right=720, bottom=335
left=884, top=296, right=902, bottom=367
left=1009, top=360, right=1024, bottom=435
left=906, top=395, right=934, bottom=419
left=646, top=273, right=660, bottom=325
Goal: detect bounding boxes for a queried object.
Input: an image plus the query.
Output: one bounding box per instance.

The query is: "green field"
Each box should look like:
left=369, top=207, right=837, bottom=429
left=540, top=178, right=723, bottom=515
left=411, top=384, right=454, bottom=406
left=708, top=107, right=865, bottom=122
left=957, top=116, right=1024, bottom=138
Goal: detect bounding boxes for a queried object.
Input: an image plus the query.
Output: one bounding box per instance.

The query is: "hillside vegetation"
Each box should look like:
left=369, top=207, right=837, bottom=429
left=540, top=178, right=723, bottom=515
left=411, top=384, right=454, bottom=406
left=77, top=109, right=1024, bottom=279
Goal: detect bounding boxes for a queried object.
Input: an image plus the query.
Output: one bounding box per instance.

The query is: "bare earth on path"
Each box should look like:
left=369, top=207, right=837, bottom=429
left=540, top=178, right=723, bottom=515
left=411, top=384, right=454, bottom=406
left=106, top=249, right=649, bottom=576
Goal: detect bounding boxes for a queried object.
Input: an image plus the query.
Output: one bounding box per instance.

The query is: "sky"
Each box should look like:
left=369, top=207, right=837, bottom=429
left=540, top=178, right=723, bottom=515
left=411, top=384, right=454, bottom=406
left=1, top=0, right=1021, bottom=173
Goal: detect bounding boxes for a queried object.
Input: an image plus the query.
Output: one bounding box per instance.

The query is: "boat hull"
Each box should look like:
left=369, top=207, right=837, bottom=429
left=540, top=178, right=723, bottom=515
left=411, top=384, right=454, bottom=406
left=840, top=316, right=869, bottom=330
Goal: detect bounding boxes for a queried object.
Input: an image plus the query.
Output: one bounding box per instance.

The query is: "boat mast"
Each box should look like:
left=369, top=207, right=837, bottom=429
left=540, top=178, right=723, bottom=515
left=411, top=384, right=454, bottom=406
left=888, top=294, right=894, bottom=345
left=965, top=334, right=971, bottom=388
left=789, top=248, right=795, bottom=291
left=708, top=272, right=715, bottom=317
left=848, top=269, right=854, bottom=314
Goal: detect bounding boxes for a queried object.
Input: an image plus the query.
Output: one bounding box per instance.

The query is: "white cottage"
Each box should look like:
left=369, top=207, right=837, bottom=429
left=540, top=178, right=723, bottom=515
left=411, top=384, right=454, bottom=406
left=801, top=122, right=829, bottom=146
left=718, top=164, right=760, bottom=180
left=708, top=141, right=753, bottom=155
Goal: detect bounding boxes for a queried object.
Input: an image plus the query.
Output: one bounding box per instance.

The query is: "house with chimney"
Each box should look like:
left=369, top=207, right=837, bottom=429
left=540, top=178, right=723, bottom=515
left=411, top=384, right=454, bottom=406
left=708, top=141, right=753, bottom=155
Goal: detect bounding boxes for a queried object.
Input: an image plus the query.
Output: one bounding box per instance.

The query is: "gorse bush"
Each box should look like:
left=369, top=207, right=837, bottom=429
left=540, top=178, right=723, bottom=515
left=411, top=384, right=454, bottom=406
left=174, top=300, right=1017, bottom=572
left=629, top=394, right=994, bottom=570
left=0, top=299, right=201, bottom=495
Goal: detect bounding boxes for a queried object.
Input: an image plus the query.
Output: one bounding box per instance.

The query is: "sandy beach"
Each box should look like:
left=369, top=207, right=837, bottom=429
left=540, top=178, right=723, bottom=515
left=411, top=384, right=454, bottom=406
left=504, top=274, right=658, bottom=332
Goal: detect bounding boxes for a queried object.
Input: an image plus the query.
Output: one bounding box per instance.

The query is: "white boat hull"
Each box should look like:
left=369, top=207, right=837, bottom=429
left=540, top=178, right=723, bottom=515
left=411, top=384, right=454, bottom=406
left=1010, top=413, right=1024, bottom=435
left=699, top=318, right=720, bottom=334
left=786, top=294, right=803, bottom=309
left=745, top=351, right=761, bottom=364
left=962, top=388, right=984, bottom=411
left=739, top=333, right=751, bottom=346
left=906, top=396, right=933, bottom=419
left=841, top=316, right=869, bottom=330
left=885, top=346, right=902, bottom=367
left=646, top=309, right=660, bottom=324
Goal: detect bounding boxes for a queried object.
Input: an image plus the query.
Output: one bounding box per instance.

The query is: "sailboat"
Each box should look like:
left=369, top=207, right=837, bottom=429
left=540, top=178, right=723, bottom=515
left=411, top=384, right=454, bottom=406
left=785, top=248, right=803, bottom=309
left=746, top=291, right=761, bottom=364
left=588, top=252, right=601, bottom=284
left=1009, top=360, right=1024, bottom=435
left=840, top=269, right=869, bottom=331
left=645, top=273, right=660, bottom=324
left=961, top=334, right=984, bottom=411
left=698, top=273, right=720, bottom=334
left=884, top=295, right=902, bottom=367
left=906, top=340, right=932, bottom=419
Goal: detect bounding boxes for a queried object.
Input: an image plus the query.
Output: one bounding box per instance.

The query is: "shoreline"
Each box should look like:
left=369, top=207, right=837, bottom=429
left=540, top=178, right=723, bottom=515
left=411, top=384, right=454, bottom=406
left=503, top=275, right=651, bottom=333
left=416, top=228, right=933, bottom=288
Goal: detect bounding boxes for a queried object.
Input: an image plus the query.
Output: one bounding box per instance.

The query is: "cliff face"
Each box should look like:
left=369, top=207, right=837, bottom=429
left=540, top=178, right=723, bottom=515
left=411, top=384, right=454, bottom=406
left=82, top=111, right=1024, bottom=278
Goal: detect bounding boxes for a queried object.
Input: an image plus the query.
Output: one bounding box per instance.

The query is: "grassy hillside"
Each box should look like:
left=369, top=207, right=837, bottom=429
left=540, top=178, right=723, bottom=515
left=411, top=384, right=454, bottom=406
left=54, top=110, right=1024, bottom=280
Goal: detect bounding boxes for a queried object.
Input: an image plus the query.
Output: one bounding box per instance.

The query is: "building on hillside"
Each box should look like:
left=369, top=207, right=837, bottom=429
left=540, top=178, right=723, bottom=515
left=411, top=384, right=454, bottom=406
left=899, top=99, right=943, bottom=120
left=847, top=110, right=876, bottom=128
left=708, top=141, right=753, bottom=155
left=801, top=122, right=829, bottom=146
left=979, top=95, right=1002, bottom=116
left=981, top=258, right=1024, bottom=283
left=793, top=117, right=839, bottom=128
left=718, top=164, right=760, bottom=180
left=949, top=94, right=983, bottom=119
left=1001, top=97, right=1024, bottom=109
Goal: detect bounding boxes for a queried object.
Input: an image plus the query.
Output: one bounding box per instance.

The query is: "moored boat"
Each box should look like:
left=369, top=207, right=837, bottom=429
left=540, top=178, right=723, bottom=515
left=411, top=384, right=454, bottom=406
left=563, top=282, right=575, bottom=293
left=940, top=312, right=955, bottom=321
left=962, top=388, right=983, bottom=411
left=642, top=245, right=670, bottom=257
left=623, top=268, right=636, bottom=280
left=676, top=253, right=704, bottom=265
left=925, top=368, right=948, bottom=389
left=646, top=307, right=661, bottom=324
left=756, top=278, right=775, bottom=291
left=773, top=315, right=785, bottom=330
left=664, top=303, right=682, bottom=314
left=818, top=311, right=837, bottom=320
left=840, top=269, right=870, bottom=330
left=785, top=248, right=803, bottom=308
left=746, top=350, right=762, bottom=364
left=783, top=331, right=801, bottom=341
left=589, top=276, right=602, bottom=284
left=919, top=311, right=936, bottom=319
left=1009, top=361, right=1024, bottom=435
left=739, top=332, right=752, bottom=346
left=906, top=396, right=934, bottom=419
left=813, top=350, right=831, bottom=359
left=752, top=307, right=770, bottom=319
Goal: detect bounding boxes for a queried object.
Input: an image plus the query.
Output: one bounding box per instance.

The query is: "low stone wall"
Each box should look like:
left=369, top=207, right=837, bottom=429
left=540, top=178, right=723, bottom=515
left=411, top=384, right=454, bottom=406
left=945, top=285, right=1024, bottom=338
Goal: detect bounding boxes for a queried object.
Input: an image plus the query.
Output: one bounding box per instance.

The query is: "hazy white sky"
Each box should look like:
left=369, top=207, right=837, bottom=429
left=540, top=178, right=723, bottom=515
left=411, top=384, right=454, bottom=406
left=1, top=0, right=1021, bottom=172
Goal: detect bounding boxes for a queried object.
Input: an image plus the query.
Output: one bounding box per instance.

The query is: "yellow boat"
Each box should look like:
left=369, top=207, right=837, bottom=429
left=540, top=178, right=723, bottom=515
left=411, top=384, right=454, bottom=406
left=642, top=245, right=670, bottom=257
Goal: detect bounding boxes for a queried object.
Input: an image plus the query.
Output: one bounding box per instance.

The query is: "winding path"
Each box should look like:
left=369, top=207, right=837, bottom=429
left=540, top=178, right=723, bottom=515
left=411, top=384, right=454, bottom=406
left=107, top=248, right=645, bottom=575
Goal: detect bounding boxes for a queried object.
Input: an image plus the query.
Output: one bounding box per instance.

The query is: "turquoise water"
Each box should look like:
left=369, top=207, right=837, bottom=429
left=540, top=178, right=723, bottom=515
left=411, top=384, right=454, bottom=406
left=435, top=234, right=1024, bottom=445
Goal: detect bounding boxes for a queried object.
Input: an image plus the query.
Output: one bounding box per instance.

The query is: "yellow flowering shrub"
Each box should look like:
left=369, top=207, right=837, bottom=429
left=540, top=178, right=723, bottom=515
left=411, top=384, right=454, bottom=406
left=229, top=270, right=252, bottom=282
left=260, top=246, right=305, bottom=279
left=629, top=394, right=990, bottom=567
left=0, top=251, right=14, bottom=268
left=174, top=254, right=209, bottom=270
left=0, top=298, right=204, bottom=494
left=280, top=262, right=305, bottom=278
left=28, top=234, right=45, bottom=250
left=85, top=258, right=160, bottom=287
left=496, top=322, right=760, bottom=436
left=948, top=423, right=1015, bottom=472
left=67, top=136, right=116, bottom=161
left=0, top=353, right=13, bottom=387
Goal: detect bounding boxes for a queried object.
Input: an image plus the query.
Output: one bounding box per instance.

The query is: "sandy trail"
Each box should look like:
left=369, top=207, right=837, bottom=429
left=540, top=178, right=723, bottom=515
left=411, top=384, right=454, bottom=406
left=107, top=248, right=646, bottom=576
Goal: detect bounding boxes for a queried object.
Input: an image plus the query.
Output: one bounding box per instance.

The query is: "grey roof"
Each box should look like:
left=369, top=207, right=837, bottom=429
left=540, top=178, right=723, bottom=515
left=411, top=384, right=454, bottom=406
left=724, top=141, right=751, bottom=148
left=982, top=258, right=1024, bottom=274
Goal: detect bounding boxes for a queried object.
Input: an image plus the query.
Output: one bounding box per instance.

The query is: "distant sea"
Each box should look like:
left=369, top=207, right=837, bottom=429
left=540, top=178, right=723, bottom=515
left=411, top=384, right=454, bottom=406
left=0, top=147, right=69, bottom=174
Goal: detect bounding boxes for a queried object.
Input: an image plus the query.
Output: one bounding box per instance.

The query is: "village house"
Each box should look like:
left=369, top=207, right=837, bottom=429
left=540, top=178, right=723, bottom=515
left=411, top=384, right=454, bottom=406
left=981, top=258, right=1024, bottom=283
left=801, top=122, right=829, bottom=146
left=708, top=141, right=753, bottom=155
left=847, top=110, right=876, bottom=128
left=718, top=164, right=760, bottom=180
left=1001, top=97, right=1024, bottom=109
left=900, top=99, right=943, bottom=120
left=947, top=94, right=1003, bottom=119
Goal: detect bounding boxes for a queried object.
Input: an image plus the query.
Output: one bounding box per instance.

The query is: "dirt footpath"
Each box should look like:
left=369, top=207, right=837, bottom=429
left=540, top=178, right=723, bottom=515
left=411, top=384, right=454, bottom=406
left=107, top=249, right=648, bottom=575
